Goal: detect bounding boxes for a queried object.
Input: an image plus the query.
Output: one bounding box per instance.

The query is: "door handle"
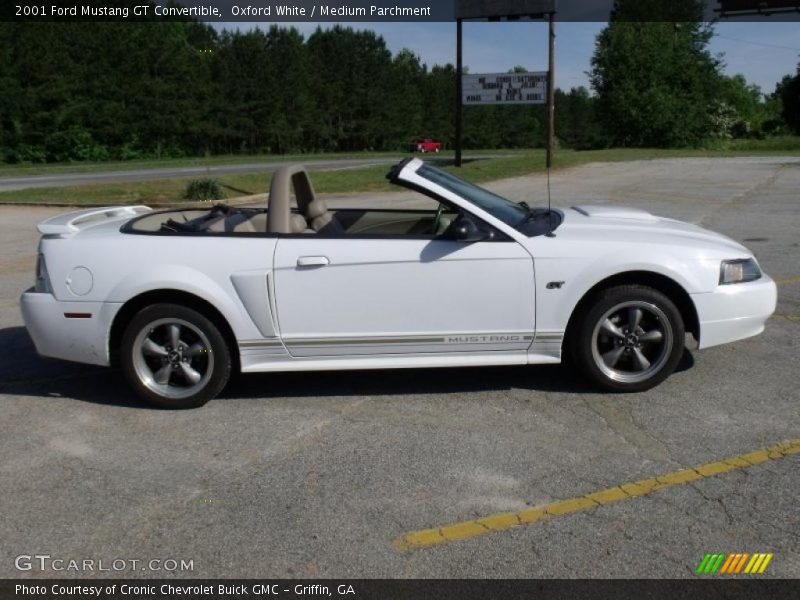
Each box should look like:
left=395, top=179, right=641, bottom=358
left=297, top=256, right=330, bottom=268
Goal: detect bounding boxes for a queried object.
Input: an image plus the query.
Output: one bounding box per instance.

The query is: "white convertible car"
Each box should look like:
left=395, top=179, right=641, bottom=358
left=21, top=159, right=776, bottom=408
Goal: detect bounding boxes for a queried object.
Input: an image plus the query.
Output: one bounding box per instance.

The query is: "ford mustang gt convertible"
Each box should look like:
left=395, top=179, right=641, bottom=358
left=21, top=158, right=777, bottom=408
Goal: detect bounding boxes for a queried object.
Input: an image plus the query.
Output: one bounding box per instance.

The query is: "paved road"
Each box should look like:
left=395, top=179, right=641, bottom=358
left=0, top=157, right=798, bottom=579
left=0, top=157, right=400, bottom=192
left=0, top=155, right=474, bottom=193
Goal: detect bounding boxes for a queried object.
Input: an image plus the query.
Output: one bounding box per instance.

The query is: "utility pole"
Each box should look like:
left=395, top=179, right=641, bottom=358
left=455, top=18, right=463, bottom=168
left=546, top=12, right=556, bottom=169
left=454, top=4, right=556, bottom=168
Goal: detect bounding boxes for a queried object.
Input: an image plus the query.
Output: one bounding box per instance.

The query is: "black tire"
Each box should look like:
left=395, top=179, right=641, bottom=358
left=571, top=285, right=684, bottom=392
left=121, top=303, right=231, bottom=409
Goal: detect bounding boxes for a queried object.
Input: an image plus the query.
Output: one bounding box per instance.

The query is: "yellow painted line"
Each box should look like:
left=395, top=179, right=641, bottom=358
left=775, top=275, right=800, bottom=286
left=772, top=314, right=800, bottom=323
left=394, top=438, right=800, bottom=551
left=744, top=553, right=760, bottom=574
left=758, top=553, right=773, bottom=574
left=770, top=273, right=800, bottom=323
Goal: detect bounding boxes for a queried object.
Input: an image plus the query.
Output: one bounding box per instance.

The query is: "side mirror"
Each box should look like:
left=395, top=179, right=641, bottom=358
left=447, top=215, right=493, bottom=243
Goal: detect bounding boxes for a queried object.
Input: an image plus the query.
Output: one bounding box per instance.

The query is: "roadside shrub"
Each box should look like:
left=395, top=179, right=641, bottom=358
left=44, top=129, right=110, bottom=162
left=699, top=134, right=800, bottom=152
left=14, top=144, right=48, bottom=163
left=728, top=135, right=800, bottom=152
left=116, top=136, right=147, bottom=161
left=760, top=119, right=786, bottom=136
left=183, top=178, right=225, bottom=202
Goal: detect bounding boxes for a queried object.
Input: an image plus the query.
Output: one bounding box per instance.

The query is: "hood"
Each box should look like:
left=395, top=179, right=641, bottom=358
left=571, top=205, right=659, bottom=222
left=559, top=205, right=751, bottom=257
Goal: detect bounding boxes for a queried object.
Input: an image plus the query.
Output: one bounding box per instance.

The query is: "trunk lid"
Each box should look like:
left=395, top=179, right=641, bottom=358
left=37, top=206, right=152, bottom=235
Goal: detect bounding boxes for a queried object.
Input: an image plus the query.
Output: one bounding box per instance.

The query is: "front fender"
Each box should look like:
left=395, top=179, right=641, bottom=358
left=533, top=250, right=716, bottom=335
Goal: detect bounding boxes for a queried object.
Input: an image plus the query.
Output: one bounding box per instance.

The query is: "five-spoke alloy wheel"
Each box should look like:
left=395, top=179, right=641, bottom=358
left=122, top=304, right=231, bottom=408
left=573, top=286, right=685, bottom=392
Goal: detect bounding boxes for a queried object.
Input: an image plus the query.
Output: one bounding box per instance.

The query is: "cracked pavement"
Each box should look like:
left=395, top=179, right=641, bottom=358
left=0, top=157, right=798, bottom=578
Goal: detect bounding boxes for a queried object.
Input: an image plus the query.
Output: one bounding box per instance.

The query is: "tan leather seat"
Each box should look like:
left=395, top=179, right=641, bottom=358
left=247, top=212, right=306, bottom=233
left=247, top=213, right=268, bottom=232
left=267, top=166, right=311, bottom=234
left=304, top=197, right=341, bottom=233
left=289, top=214, right=309, bottom=233
left=266, top=165, right=343, bottom=235
left=207, top=211, right=302, bottom=234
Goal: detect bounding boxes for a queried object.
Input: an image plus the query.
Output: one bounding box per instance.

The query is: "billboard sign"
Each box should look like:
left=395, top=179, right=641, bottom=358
left=462, top=72, right=548, bottom=105
left=717, top=0, right=800, bottom=14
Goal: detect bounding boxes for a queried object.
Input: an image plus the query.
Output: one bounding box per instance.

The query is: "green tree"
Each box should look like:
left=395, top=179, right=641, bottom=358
left=555, top=87, right=606, bottom=150
left=382, top=49, right=426, bottom=150
left=262, top=26, right=313, bottom=154
left=415, top=64, right=456, bottom=148
left=212, top=28, right=276, bottom=153
left=777, top=66, right=800, bottom=135
left=306, top=26, right=393, bottom=151
left=590, top=0, right=723, bottom=147
left=716, top=74, right=764, bottom=137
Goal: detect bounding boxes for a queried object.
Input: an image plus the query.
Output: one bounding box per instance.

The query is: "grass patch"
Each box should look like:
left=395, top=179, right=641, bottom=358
left=0, top=148, right=518, bottom=178
left=1, top=142, right=799, bottom=206
left=0, top=151, right=397, bottom=177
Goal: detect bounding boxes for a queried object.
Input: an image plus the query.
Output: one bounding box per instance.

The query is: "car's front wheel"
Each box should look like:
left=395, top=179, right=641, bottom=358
left=572, top=285, right=684, bottom=392
left=121, top=304, right=231, bottom=408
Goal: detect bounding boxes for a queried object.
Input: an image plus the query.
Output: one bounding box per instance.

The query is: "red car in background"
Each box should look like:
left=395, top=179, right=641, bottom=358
left=409, top=138, right=442, bottom=153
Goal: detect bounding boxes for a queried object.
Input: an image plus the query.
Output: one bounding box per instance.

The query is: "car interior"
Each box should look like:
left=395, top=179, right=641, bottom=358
left=127, top=165, right=461, bottom=237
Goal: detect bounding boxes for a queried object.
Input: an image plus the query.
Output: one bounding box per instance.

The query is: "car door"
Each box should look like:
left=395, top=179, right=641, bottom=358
left=272, top=233, right=535, bottom=358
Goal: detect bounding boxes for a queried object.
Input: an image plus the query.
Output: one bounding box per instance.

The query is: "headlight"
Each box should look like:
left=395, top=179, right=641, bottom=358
left=35, top=253, right=52, bottom=293
left=719, top=258, right=761, bottom=285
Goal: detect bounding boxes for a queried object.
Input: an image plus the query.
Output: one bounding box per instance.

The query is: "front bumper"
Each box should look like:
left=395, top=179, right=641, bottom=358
left=20, top=291, right=120, bottom=366
left=692, top=275, right=778, bottom=350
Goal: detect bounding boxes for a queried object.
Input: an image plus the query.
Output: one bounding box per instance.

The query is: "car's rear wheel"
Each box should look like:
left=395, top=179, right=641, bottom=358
left=572, top=285, right=684, bottom=392
left=121, top=304, right=231, bottom=408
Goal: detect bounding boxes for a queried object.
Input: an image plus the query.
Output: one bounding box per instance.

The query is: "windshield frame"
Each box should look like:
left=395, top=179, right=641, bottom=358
left=398, top=162, right=562, bottom=237
left=416, top=164, right=527, bottom=226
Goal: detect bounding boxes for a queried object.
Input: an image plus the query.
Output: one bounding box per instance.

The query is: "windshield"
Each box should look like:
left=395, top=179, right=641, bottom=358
left=415, top=163, right=562, bottom=236
left=417, top=164, right=526, bottom=225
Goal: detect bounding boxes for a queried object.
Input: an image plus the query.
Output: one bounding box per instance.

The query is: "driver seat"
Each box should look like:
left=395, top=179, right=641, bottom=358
left=303, top=197, right=344, bottom=234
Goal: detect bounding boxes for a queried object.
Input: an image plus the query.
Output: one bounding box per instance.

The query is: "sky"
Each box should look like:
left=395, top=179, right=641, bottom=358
left=222, top=21, right=800, bottom=95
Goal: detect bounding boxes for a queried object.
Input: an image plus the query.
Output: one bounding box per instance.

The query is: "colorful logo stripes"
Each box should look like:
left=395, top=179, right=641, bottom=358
left=696, top=552, right=773, bottom=574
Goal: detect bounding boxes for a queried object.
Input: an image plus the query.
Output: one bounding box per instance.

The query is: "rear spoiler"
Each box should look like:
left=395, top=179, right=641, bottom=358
left=37, top=205, right=152, bottom=235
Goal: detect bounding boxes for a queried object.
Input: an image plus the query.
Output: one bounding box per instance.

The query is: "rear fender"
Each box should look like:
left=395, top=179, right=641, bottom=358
left=107, top=265, right=262, bottom=341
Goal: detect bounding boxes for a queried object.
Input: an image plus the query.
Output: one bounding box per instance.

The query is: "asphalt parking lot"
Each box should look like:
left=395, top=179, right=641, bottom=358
left=0, top=156, right=798, bottom=578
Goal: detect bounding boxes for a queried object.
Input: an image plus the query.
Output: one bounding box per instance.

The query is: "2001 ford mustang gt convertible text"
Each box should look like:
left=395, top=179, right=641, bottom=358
left=21, top=159, right=777, bottom=408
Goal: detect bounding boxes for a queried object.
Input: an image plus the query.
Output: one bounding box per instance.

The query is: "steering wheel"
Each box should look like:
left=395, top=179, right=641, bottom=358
left=431, top=202, right=446, bottom=235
